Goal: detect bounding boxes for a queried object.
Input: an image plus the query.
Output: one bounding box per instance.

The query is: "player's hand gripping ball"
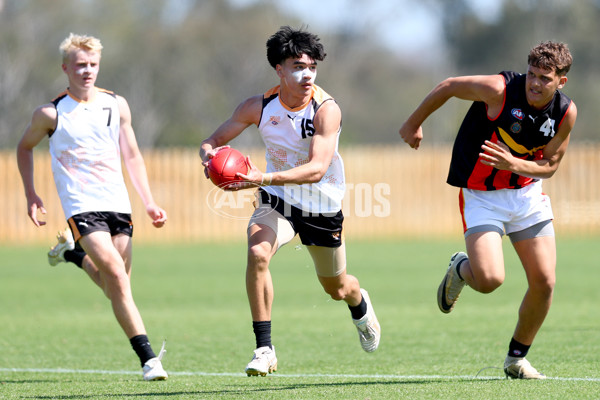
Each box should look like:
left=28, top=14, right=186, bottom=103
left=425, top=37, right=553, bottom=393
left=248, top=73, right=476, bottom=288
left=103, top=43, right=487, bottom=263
left=207, top=147, right=248, bottom=188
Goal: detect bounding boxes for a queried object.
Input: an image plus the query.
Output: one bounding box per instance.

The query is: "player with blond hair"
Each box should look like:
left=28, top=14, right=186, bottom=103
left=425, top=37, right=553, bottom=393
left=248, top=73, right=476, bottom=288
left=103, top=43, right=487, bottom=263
left=17, top=33, right=168, bottom=381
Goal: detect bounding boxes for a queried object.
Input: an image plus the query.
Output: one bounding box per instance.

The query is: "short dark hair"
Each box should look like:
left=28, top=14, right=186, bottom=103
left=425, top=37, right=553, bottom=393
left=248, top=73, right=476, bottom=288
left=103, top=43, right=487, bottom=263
left=266, top=26, right=326, bottom=69
left=528, top=41, right=573, bottom=76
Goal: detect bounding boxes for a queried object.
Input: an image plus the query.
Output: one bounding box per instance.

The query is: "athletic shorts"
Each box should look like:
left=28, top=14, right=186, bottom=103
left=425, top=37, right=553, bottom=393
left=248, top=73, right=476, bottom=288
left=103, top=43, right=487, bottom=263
left=459, top=180, right=554, bottom=238
left=248, top=190, right=346, bottom=277
left=248, top=189, right=344, bottom=248
left=67, top=211, right=133, bottom=242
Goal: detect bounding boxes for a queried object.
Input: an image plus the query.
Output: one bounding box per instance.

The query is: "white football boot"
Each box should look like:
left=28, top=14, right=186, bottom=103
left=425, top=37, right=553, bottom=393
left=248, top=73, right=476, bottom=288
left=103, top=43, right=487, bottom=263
left=48, top=228, right=75, bottom=266
left=352, top=289, right=381, bottom=352
left=504, top=356, right=546, bottom=379
left=143, top=341, right=168, bottom=381
left=245, top=346, right=277, bottom=376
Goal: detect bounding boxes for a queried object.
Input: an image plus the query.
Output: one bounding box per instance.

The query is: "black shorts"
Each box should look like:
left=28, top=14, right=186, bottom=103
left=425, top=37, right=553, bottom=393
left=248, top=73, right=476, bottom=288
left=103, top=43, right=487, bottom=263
left=67, top=211, right=133, bottom=242
left=258, top=189, right=344, bottom=248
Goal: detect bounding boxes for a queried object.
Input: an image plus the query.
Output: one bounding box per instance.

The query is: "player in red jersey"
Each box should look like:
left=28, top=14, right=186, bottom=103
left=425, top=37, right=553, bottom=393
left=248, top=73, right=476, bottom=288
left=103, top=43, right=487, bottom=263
left=399, top=41, right=577, bottom=379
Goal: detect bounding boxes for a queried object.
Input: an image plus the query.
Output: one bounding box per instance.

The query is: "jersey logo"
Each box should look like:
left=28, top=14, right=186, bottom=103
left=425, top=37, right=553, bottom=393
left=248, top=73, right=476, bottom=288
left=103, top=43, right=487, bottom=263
left=498, top=127, right=545, bottom=156
left=269, top=116, right=281, bottom=126
left=511, top=108, right=524, bottom=120
left=510, top=122, right=522, bottom=134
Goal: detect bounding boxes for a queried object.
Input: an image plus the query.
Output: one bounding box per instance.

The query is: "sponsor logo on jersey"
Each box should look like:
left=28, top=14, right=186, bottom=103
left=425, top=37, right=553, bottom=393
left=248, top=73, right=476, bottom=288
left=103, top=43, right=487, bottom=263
left=269, top=116, right=281, bottom=126
left=511, top=122, right=522, bottom=134
left=511, top=108, right=524, bottom=120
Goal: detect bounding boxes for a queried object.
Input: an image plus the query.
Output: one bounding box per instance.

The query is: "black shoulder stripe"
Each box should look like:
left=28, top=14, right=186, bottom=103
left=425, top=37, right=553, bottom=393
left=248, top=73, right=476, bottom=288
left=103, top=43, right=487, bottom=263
left=51, top=92, right=68, bottom=107
left=263, top=92, right=278, bottom=108
left=260, top=93, right=278, bottom=125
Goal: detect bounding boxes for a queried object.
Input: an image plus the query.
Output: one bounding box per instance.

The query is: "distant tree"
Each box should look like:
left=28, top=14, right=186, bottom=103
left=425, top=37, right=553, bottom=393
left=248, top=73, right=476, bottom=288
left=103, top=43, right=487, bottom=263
left=1, top=0, right=597, bottom=147
left=437, top=0, right=600, bottom=141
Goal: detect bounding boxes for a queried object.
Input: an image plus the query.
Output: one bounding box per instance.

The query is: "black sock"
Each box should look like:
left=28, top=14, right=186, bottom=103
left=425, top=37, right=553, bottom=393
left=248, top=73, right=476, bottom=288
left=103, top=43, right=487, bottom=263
left=508, top=338, right=530, bottom=358
left=64, top=249, right=86, bottom=269
left=130, top=334, right=156, bottom=367
left=348, top=295, right=367, bottom=320
left=252, top=321, right=272, bottom=349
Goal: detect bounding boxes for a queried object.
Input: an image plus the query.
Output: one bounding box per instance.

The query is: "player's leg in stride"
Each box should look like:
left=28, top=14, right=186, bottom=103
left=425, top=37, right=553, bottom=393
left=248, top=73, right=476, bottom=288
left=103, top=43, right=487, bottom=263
left=311, top=244, right=381, bottom=353
left=438, top=252, right=468, bottom=313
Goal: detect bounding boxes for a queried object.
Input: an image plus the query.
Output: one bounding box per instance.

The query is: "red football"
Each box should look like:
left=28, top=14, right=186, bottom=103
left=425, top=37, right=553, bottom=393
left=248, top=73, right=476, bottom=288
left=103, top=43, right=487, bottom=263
left=207, top=147, right=248, bottom=187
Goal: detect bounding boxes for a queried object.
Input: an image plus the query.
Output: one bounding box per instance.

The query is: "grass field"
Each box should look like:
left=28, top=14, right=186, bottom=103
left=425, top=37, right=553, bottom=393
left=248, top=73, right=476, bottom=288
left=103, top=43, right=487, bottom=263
left=1, top=236, right=599, bottom=399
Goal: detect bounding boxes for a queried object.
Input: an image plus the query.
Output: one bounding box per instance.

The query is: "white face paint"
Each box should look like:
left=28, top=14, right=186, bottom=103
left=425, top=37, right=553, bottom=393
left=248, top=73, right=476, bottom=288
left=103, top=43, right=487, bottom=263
left=75, top=64, right=98, bottom=75
left=291, top=67, right=317, bottom=83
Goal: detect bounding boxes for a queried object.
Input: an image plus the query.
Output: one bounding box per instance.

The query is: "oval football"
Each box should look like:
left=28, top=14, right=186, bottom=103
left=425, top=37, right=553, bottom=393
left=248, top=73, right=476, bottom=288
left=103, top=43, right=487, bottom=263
left=207, top=148, right=248, bottom=187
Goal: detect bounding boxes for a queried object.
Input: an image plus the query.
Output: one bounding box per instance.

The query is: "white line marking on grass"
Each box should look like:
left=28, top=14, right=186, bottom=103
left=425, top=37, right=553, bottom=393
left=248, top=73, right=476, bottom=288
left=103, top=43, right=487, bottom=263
left=1, top=368, right=599, bottom=382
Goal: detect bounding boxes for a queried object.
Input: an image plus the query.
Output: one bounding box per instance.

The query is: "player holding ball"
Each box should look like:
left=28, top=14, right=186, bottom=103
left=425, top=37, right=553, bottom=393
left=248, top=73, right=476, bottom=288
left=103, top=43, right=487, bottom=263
left=200, top=26, right=381, bottom=376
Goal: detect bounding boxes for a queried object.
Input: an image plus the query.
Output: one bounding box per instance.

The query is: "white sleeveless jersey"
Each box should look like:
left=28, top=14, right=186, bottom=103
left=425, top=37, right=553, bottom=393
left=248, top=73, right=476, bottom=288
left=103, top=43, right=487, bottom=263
left=49, top=88, right=132, bottom=219
left=258, top=85, right=345, bottom=213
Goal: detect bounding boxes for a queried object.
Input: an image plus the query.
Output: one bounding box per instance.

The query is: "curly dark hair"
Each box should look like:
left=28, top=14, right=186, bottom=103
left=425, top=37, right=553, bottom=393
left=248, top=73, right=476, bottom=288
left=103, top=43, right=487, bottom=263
left=266, top=26, right=326, bottom=69
left=528, top=41, right=573, bottom=76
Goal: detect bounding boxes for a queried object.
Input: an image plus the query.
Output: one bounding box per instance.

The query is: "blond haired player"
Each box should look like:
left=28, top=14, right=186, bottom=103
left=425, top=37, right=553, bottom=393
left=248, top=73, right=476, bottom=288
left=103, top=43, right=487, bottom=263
left=17, top=33, right=168, bottom=381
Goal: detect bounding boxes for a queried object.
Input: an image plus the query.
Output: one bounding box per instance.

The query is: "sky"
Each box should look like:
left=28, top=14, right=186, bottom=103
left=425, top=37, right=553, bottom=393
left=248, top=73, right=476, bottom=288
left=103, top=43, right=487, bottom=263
left=227, top=0, right=503, bottom=60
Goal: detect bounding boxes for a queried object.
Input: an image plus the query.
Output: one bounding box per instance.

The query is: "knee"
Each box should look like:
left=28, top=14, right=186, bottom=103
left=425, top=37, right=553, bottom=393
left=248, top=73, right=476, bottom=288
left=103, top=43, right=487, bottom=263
left=474, top=273, right=504, bottom=294
left=103, top=272, right=130, bottom=299
left=247, top=243, right=273, bottom=270
left=105, top=271, right=129, bottom=287
left=530, top=275, right=556, bottom=298
left=324, top=286, right=346, bottom=301
left=320, top=280, right=350, bottom=301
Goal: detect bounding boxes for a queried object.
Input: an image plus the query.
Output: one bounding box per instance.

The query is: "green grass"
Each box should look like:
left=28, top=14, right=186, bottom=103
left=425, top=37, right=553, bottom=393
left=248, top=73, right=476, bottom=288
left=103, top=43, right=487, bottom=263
left=1, top=237, right=599, bottom=399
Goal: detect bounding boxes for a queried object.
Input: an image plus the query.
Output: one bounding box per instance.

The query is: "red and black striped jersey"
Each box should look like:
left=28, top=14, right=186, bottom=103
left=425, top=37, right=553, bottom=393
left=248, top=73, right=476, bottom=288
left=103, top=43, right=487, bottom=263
left=447, top=71, right=573, bottom=191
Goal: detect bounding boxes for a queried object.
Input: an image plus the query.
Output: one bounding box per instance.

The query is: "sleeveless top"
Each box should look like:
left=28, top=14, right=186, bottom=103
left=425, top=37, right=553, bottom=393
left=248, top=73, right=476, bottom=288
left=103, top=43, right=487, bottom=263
left=258, top=85, right=346, bottom=213
left=49, top=88, right=132, bottom=219
left=447, top=71, right=573, bottom=190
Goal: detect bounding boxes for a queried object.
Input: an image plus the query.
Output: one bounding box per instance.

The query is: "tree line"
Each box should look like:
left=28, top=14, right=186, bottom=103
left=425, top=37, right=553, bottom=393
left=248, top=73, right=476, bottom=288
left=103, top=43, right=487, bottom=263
left=1, top=0, right=598, bottom=149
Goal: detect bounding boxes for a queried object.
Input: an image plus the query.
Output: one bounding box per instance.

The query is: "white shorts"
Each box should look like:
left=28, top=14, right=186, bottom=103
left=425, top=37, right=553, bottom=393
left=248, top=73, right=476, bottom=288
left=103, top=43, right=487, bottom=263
left=459, top=180, right=554, bottom=236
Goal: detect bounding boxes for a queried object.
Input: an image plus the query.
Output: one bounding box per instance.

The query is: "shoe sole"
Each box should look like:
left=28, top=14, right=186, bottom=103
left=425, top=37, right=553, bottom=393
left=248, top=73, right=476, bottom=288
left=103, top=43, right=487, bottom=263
left=437, top=273, right=454, bottom=313
left=145, top=376, right=168, bottom=381
left=504, top=367, right=546, bottom=380
left=246, top=363, right=277, bottom=377
left=437, top=253, right=464, bottom=313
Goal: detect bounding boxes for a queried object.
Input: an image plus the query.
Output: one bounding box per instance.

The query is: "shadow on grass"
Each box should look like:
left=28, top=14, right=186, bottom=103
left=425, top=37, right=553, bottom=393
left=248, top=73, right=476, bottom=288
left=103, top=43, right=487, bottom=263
left=18, top=378, right=456, bottom=399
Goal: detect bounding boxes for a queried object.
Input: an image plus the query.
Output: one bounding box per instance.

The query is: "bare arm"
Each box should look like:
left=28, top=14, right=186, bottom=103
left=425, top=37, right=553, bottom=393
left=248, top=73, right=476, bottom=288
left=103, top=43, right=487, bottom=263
left=117, top=95, right=167, bottom=228
left=199, top=95, right=262, bottom=165
left=399, top=74, right=505, bottom=149
left=16, top=104, right=57, bottom=226
left=480, top=101, right=577, bottom=179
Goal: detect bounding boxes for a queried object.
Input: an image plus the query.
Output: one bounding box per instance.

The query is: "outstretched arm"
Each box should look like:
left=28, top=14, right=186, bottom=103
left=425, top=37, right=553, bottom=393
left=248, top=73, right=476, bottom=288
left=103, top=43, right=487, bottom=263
left=399, top=74, right=505, bottom=149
